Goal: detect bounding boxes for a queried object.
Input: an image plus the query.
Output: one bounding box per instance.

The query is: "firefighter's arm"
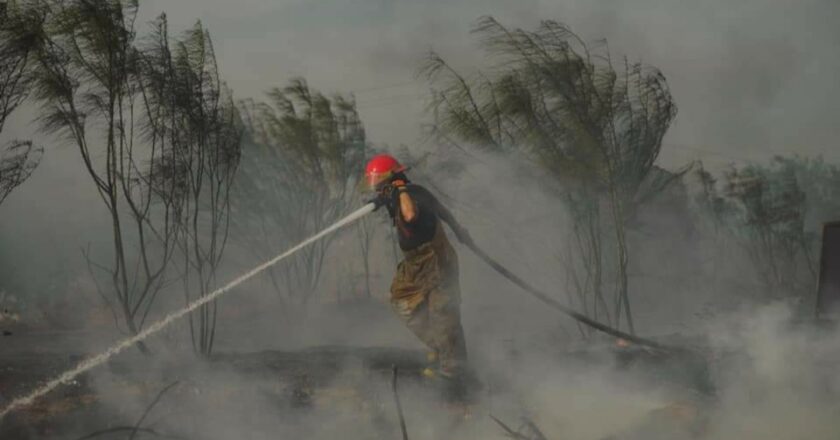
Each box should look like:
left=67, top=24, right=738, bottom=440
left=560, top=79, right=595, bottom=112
left=399, top=191, right=417, bottom=222
left=392, top=180, right=418, bottom=223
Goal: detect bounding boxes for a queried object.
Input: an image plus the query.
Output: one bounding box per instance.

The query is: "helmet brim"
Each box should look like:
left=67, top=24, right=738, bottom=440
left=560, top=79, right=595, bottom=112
left=366, top=171, right=390, bottom=190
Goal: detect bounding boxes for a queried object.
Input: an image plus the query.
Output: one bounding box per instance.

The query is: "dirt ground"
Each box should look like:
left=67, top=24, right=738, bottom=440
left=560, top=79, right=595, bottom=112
left=0, top=333, right=436, bottom=440
left=0, top=329, right=713, bottom=440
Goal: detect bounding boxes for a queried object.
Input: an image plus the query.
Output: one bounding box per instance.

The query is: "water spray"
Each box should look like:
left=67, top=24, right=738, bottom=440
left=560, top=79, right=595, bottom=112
left=0, top=198, right=676, bottom=419
left=0, top=203, right=376, bottom=419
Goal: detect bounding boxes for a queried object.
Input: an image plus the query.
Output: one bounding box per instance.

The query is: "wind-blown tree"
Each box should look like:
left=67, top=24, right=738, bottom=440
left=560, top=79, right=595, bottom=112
left=235, top=79, right=366, bottom=311
left=140, top=16, right=242, bottom=355
left=13, top=0, right=240, bottom=352
left=0, top=2, right=43, bottom=205
left=17, top=0, right=178, bottom=351
left=694, top=156, right=840, bottom=302
left=422, top=17, right=678, bottom=333
left=0, top=141, right=41, bottom=205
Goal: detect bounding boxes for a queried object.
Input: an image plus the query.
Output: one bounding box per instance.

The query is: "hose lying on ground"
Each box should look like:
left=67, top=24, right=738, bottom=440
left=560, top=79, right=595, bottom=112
left=462, top=240, right=675, bottom=352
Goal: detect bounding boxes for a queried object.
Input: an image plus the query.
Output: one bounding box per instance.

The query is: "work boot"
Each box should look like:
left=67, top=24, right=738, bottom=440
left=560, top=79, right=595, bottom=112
left=425, top=368, right=481, bottom=405
left=421, top=351, right=439, bottom=379
left=426, top=350, right=439, bottom=364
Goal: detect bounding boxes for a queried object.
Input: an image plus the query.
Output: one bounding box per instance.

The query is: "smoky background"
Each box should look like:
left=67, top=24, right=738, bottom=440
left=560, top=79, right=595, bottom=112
left=1, top=0, right=840, bottom=439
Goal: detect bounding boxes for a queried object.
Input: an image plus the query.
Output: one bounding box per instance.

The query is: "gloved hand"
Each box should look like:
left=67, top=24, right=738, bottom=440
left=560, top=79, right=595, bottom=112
left=366, top=192, right=388, bottom=211
left=366, top=184, right=395, bottom=212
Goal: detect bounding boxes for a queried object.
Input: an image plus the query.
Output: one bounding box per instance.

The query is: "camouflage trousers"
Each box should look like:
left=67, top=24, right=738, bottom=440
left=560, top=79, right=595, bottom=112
left=390, top=223, right=467, bottom=378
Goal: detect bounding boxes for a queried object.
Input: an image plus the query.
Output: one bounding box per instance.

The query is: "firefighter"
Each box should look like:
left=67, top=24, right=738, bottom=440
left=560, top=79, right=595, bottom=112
left=365, top=154, right=474, bottom=390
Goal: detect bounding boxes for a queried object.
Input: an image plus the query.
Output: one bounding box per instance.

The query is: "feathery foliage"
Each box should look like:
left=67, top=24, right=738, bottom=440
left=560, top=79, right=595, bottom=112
left=235, top=79, right=366, bottom=308
left=422, top=16, right=676, bottom=198
left=0, top=140, right=42, bottom=204
left=0, top=0, right=44, bottom=205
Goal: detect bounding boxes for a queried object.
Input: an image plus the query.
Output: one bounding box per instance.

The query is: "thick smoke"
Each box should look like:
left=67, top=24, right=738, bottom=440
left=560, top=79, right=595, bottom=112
left=2, top=1, right=840, bottom=438
left=5, top=148, right=831, bottom=439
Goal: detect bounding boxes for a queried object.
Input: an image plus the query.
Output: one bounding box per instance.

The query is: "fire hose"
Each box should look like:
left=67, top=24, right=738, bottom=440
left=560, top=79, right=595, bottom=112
left=371, top=186, right=675, bottom=353
left=462, top=239, right=674, bottom=352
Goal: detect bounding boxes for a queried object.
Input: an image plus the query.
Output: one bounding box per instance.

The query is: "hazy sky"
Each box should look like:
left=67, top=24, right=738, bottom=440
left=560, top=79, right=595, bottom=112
left=5, top=0, right=840, bottom=161
left=133, top=0, right=840, bottom=166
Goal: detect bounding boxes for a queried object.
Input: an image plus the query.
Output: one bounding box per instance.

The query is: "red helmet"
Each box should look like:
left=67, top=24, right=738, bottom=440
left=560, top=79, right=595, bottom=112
left=364, top=154, right=406, bottom=189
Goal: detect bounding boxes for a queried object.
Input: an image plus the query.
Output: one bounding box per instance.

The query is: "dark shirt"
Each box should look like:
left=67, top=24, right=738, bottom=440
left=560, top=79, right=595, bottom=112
left=388, top=184, right=449, bottom=251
